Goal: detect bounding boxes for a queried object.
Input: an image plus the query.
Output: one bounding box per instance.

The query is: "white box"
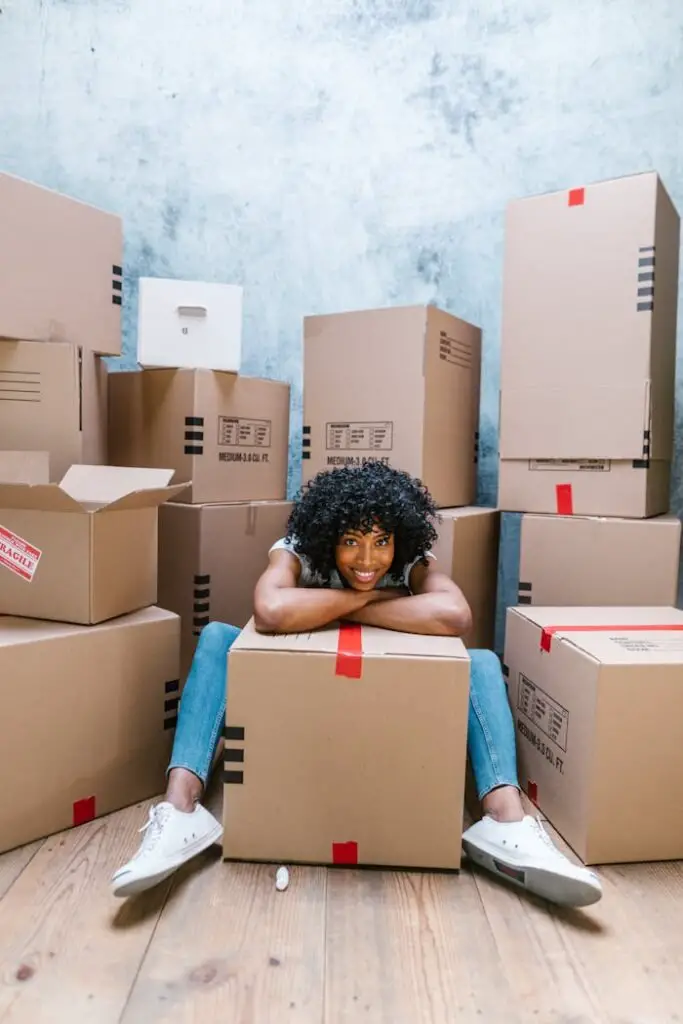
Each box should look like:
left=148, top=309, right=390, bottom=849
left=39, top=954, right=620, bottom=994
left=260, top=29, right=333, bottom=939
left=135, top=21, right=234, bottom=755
left=136, top=278, right=243, bottom=372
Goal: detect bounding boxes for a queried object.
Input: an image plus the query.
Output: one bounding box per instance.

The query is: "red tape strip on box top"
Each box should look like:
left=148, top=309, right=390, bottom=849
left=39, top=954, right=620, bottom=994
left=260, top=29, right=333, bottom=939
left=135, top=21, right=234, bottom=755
left=73, top=796, right=96, bottom=826
left=332, top=841, right=358, bottom=865
left=335, top=622, right=363, bottom=678
left=540, top=623, right=683, bottom=653
left=0, top=524, right=42, bottom=582
left=568, top=187, right=585, bottom=206
left=555, top=484, right=573, bottom=515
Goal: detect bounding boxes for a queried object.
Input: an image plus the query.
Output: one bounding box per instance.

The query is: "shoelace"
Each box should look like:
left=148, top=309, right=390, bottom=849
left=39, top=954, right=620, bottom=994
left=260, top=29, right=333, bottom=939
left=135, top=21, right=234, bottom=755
left=135, top=804, right=173, bottom=858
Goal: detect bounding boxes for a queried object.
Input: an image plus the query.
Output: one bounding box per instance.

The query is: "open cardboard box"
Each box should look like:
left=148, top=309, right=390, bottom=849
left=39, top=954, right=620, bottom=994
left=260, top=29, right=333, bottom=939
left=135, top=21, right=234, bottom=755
left=0, top=461, right=189, bottom=624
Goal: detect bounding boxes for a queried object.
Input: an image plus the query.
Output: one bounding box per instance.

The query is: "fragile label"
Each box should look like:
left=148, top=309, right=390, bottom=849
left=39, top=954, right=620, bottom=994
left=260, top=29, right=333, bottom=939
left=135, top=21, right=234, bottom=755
left=517, top=672, right=568, bottom=752
left=0, top=525, right=42, bottom=582
left=438, top=330, right=472, bottom=370
left=528, top=459, right=610, bottom=474
left=217, top=417, right=271, bottom=448
left=325, top=422, right=393, bottom=451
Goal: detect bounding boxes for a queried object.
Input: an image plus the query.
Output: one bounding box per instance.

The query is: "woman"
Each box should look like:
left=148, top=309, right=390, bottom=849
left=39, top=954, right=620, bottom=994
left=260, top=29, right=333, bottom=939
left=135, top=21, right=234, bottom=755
left=111, top=462, right=602, bottom=908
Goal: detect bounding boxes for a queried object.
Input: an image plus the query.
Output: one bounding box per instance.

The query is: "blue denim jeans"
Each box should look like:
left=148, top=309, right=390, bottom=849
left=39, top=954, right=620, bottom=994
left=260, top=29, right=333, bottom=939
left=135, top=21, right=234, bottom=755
left=169, top=621, right=519, bottom=801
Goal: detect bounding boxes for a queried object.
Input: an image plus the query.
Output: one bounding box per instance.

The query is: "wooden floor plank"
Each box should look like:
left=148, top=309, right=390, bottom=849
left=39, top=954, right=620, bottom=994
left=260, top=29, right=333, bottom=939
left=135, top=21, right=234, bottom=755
left=324, top=865, right=521, bottom=1024
left=0, top=841, right=43, bottom=901
left=0, top=797, right=171, bottom=1024
left=120, top=858, right=327, bottom=1023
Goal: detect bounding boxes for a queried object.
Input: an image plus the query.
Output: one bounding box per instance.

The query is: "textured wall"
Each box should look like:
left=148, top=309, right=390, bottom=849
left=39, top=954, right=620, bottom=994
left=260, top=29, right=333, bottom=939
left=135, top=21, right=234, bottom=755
left=1, top=0, right=682, bottom=510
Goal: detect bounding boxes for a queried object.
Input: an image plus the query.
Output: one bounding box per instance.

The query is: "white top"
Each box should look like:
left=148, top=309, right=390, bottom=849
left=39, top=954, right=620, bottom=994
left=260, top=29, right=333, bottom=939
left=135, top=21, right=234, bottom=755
left=269, top=537, right=435, bottom=593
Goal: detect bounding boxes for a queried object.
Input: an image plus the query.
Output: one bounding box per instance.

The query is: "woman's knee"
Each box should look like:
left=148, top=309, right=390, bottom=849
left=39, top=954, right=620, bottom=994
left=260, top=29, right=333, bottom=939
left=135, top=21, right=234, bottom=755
left=469, top=649, right=503, bottom=677
left=196, top=620, right=241, bottom=655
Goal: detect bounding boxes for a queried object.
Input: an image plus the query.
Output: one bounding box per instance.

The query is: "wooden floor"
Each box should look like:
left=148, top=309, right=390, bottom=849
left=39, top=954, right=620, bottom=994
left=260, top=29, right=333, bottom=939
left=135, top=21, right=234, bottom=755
left=1, top=780, right=682, bottom=1024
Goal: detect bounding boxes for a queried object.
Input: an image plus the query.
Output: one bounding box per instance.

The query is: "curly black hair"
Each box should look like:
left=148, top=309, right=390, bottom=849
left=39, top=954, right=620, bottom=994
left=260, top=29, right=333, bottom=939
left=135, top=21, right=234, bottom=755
left=286, top=461, right=440, bottom=582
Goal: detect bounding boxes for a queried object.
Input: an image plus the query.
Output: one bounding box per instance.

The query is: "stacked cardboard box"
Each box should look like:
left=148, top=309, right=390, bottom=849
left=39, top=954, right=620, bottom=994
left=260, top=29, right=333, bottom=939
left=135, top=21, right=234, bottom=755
left=0, top=175, right=184, bottom=853
left=108, top=279, right=293, bottom=678
left=498, top=171, right=683, bottom=864
left=221, top=303, right=499, bottom=868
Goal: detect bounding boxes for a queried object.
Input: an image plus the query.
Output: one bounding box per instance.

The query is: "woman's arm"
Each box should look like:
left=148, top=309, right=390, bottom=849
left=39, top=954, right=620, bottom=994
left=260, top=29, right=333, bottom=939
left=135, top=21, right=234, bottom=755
left=343, top=563, right=472, bottom=637
left=253, top=549, right=384, bottom=634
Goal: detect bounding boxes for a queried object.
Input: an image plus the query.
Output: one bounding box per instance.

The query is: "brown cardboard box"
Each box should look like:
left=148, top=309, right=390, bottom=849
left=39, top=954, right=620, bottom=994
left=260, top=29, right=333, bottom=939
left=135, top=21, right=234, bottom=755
left=108, top=368, right=290, bottom=504
left=504, top=604, right=683, bottom=865
left=495, top=511, right=681, bottom=654
left=222, top=619, right=470, bottom=869
left=0, top=172, right=122, bottom=356
left=0, top=451, right=50, bottom=484
left=431, top=506, right=500, bottom=649
left=499, top=171, right=680, bottom=517
left=303, top=306, right=480, bottom=508
left=0, top=465, right=188, bottom=624
left=0, top=339, right=107, bottom=480
left=0, top=606, right=180, bottom=854
left=158, top=499, right=293, bottom=678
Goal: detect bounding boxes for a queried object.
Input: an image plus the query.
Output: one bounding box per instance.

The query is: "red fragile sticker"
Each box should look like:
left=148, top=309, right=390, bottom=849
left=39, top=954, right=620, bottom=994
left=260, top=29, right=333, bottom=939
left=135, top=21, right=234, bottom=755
left=0, top=524, right=42, bottom=582
left=335, top=622, right=363, bottom=679
left=568, top=187, right=585, bottom=207
left=555, top=483, right=573, bottom=515
left=73, top=795, right=96, bottom=826
left=332, top=841, right=358, bottom=865
left=527, top=780, right=538, bottom=804
left=540, top=622, right=683, bottom=653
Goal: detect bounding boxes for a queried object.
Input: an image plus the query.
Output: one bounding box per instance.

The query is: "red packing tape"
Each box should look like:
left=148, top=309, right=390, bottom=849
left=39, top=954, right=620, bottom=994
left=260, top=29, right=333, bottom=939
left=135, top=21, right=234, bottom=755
left=332, top=841, right=358, bottom=865
left=527, top=780, right=538, bottom=804
left=73, top=795, right=96, bottom=826
left=336, top=622, right=363, bottom=678
left=540, top=622, right=683, bottom=653
left=568, top=187, right=585, bottom=206
left=555, top=483, right=573, bottom=514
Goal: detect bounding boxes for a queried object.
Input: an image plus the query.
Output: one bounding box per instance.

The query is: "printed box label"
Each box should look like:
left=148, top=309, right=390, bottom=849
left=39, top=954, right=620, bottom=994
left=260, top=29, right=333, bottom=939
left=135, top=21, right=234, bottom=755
left=325, top=422, right=393, bottom=451
left=0, top=525, right=42, bottom=582
left=217, top=417, right=272, bottom=448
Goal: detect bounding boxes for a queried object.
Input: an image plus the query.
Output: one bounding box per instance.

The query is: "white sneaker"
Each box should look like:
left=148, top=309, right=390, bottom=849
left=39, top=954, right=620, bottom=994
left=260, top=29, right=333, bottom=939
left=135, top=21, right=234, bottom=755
left=110, top=802, right=224, bottom=898
left=462, top=815, right=603, bottom=908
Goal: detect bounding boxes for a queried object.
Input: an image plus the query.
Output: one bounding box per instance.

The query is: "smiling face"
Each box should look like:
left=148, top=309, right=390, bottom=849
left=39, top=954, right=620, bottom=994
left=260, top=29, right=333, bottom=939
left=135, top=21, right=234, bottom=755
left=334, top=524, right=395, bottom=591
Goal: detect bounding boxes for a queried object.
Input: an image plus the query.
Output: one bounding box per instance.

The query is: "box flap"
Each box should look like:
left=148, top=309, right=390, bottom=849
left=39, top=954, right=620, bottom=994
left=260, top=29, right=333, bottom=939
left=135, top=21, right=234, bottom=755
left=0, top=451, right=50, bottom=484
left=511, top=605, right=683, bottom=630
left=60, top=465, right=176, bottom=506
left=233, top=618, right=469, bottom=661
left=0, top=481, right=84, bottom=512
left=104, top=481, right=191, bottom=511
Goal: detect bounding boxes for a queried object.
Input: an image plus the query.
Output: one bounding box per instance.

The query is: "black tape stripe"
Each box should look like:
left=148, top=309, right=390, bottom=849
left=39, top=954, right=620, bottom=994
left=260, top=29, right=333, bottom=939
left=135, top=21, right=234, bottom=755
left=224, top=748, right=244, bottom=763
left=518, top=581, right=532, bottom=592
left=502, top=663, right=509, bottom=677
left=192, top=628, right=203, bottom=636
left=224, top=725, right=245, bottom=741
left=194, top=601, right=210, bottom=613
left=185, top=416, right=204, bottom=426
left=637, top=301, right=654, bottom=312
left=112, top=264, right=123, bottom=276
left=223, top=770, right=244, bottom=784
left=302, top=451, right=311, bottom=459
left=193, top=587, right=210, bottom=600
left=184, top=430, right=204, bottom=441
left=194, top=615, right=210, bottom=627
left=165, top=679, right=180, bottom=694
left=112, top=280, right=122, bottom=291
left=302, top=438, right=311, bottom=447
left=164, top=715, right=178, bottom=730
left=185, top=445, right=204, bottom=455
left=638, top=286, right=654, bottom=297
left=518, top=595, right=532, bottom=605
left=638, top=272, right=654, bottom=282
left=632, top=459, right=650, bottom=469
left=638, top=256, right=655, bottom=268
left=194, top=574, right=211, bottom=585
left=639, top=245, right=655, bottom=253
left=112, top=295, right=122, bottom=305
left=302, top=424, right=311, bottom=435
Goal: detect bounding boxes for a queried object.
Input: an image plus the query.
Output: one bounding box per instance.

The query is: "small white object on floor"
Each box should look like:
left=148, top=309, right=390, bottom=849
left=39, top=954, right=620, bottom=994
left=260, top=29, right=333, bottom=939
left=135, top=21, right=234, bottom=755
left=275, top=866, right=290, bottom=891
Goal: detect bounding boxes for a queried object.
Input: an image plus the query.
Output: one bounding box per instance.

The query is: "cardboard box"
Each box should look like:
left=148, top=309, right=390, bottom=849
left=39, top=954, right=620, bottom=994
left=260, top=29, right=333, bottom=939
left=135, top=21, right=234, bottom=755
left=108, top=368, right=290, bottom=504
left=0, top=171, right=122, bottom=355
left=0, top=451, right=50, bottom=484
left=497, top=457, right=671, bottom=518
left=303, top=306, right=480, bottom=508
left=431, top=506, right=500, bottom=649
left=0, top=606, right=180, bottom=854
left=0, top=339, right=107, bottom=481
left=504, top=604, right=683, bottom=864
left=499, top=171, right=679, bottom=517
left=0, top=465, right=188, bottom=624
left=495, top=511, right=681, bottom=655
left=158, top=499, right=293, bottom=678
left=137, top=277, right=243, bottom=371
left=222, top=619, right=470, bottom=869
